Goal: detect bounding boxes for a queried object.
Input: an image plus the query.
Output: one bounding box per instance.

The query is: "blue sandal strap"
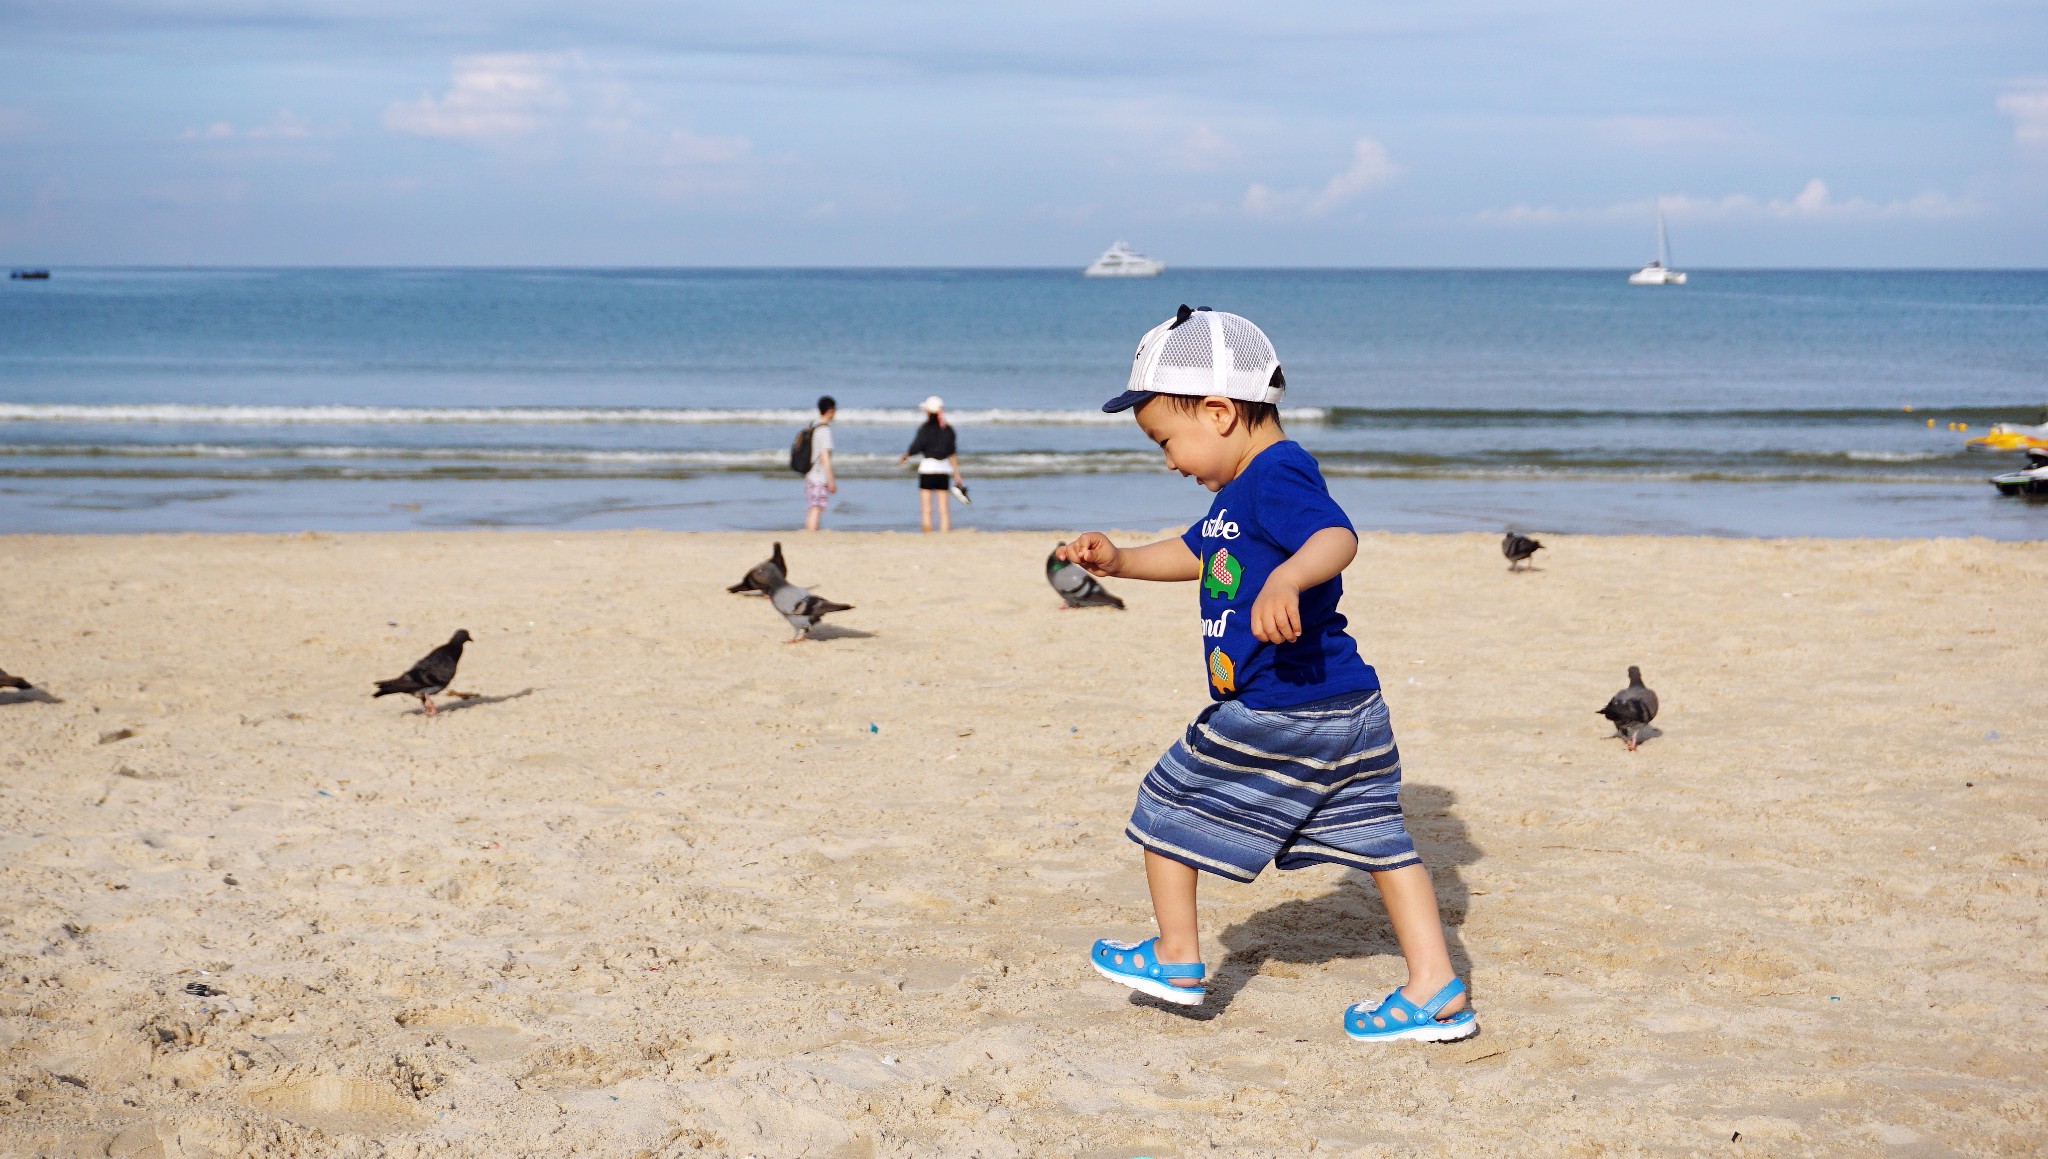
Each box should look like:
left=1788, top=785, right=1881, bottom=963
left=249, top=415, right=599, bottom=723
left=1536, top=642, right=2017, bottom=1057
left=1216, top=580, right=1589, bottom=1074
left=1415, top=978, right=1466, bottom=1019
left=1151, top=959, right=1206, bottom=980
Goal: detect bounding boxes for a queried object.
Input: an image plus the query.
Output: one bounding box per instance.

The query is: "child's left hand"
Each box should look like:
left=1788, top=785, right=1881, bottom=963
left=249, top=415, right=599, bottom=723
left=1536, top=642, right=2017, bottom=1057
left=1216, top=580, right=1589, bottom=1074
left=1250, top=579, right=1303, bottom=643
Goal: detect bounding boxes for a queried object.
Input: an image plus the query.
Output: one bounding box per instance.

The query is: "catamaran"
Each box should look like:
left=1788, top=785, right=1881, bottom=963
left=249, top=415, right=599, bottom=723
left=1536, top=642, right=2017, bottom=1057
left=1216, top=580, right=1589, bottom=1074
left=1083, top=241, right=1165, bottom=278
left=1627, top=203, right=1686, bottom=286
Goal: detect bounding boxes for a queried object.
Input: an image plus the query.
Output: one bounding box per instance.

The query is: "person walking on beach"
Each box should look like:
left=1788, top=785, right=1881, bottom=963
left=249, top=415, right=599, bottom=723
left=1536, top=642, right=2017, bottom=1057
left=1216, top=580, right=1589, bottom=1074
left=898, top=395, right=963, bottom=533
left=1060, top=305, right=1476, bottom=1042
left=802, top=395, right=837, bottom=532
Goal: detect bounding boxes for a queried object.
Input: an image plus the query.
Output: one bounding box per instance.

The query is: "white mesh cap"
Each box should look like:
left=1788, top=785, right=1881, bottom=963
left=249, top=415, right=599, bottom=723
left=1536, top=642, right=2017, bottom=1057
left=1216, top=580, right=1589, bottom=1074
left=1103, top=305, right=1284, bottom=412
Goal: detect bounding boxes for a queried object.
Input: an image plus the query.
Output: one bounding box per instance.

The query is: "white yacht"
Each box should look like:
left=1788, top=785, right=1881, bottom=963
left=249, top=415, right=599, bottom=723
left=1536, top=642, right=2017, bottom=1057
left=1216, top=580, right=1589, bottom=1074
left=1627, top=203, right=1687, bottom=286
left=1083, top=240, right=1165, bottom=278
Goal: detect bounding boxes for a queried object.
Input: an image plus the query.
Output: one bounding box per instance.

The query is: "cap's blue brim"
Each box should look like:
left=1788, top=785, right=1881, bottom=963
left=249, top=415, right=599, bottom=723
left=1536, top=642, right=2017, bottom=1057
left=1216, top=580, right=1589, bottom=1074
left=1101, top=390, right=1155, bottom=413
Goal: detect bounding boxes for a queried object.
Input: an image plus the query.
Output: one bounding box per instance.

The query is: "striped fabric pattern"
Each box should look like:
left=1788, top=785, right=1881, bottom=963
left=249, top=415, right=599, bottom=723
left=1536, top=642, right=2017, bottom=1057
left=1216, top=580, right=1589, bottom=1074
left=1126, top=689, right=1417, bottom=882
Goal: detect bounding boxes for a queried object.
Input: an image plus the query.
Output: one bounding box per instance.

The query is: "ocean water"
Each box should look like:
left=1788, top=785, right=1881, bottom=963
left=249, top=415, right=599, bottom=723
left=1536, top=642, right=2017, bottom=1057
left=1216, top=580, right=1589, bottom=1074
left=3, top=268, right=2045, bottom=538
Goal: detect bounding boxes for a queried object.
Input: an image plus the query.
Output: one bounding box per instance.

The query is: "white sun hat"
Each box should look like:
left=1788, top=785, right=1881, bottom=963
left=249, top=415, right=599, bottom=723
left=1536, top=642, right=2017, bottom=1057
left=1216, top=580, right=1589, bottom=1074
left=920, top=395, right=945, bottom=413
left=1102, top=304, right=1284, bottom=413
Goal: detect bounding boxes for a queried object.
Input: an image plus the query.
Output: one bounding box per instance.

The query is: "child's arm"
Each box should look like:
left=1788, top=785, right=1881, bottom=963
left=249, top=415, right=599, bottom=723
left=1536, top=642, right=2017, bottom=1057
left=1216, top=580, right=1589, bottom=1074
left=1250, top=527, right=1357, bottom=643
left=1056, top=532, right=1200, bottom=582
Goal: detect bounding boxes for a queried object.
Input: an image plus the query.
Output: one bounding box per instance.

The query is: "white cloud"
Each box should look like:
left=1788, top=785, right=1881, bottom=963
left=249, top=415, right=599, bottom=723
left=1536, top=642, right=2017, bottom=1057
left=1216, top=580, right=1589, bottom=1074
left=1477, top=179, right=1977, bottom=225
left=384, top=54, right=577, bottom=142
left=183, top=111, right=322, bottom=142
left=1998, top=82, right=2048, bottom=146
left=1243, top=137, right=1401, bottom=218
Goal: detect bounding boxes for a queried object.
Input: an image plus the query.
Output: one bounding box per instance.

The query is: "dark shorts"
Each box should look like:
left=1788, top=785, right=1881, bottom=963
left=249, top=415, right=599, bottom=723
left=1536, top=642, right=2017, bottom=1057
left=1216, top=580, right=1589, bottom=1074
left=918, top=473, right=952, bottom=491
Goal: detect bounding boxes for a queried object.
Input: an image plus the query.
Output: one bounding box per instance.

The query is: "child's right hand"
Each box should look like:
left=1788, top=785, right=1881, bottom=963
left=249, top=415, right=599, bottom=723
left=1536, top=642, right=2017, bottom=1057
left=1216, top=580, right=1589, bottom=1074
left=1057, top=533, right=1121, bottom=577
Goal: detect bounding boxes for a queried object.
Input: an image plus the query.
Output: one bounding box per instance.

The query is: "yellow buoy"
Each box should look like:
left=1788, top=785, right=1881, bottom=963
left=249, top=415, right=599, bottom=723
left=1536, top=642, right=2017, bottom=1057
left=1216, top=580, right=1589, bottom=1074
left=1926, top=419, right=1936, bottom=427
left=1903, top=405, right=1914, bottom=412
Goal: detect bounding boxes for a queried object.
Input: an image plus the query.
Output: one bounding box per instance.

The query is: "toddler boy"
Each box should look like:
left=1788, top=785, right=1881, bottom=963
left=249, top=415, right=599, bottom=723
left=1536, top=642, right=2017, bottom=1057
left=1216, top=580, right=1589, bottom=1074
left=1058, top=305, right=1475, bottom=1042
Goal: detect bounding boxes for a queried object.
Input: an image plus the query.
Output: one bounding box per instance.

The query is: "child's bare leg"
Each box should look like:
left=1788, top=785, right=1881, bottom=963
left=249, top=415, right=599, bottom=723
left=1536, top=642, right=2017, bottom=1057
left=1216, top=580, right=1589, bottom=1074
left=1143, top=850, right=1203, bottom=986
left=918, top=490, right=933, bottom=532
left=937, top=490, right=951, bottom=532
left=1368, top=863, right=1468, bottom=1017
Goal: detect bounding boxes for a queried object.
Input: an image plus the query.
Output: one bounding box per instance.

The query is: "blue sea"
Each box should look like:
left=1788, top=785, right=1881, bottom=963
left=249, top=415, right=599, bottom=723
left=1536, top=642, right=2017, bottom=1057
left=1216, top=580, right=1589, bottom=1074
left=2, top=268, right=2044, bottom=538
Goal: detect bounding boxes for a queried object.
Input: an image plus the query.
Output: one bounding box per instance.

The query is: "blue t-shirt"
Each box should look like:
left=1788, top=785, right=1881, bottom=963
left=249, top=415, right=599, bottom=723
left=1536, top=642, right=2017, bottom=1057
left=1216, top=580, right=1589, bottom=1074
left=1180, top=441, right=1379, bottom=710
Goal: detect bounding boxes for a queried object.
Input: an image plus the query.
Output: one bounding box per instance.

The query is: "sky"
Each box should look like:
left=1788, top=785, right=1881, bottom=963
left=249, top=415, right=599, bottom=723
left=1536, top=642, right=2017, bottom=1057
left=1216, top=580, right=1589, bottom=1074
left=1, top=1, right=2044, bottom=266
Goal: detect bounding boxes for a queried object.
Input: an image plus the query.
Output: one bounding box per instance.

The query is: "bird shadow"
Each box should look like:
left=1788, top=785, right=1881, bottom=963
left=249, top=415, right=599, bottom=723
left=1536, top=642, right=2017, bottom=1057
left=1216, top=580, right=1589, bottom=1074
left=408, top=688, right=537, bottom=716
left=1129, top=782, right=1481, bottom=1021
left=800, top=624, right=875, bottom=642
left=0, top=688, right=63, bottom=706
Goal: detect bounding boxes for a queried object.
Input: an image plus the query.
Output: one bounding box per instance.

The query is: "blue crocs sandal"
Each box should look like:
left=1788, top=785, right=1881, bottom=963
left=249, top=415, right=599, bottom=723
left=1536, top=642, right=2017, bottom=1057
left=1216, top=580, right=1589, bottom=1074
left=1090, top=937, right=1206, bottom=1006
left=1343, top=978, right=1478, bottom=1043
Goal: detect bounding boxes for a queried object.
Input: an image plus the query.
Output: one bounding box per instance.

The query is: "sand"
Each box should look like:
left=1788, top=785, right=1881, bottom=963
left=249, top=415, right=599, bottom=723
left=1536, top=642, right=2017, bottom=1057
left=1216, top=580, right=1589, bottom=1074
left=1, top=528, right=2044, bottom=1158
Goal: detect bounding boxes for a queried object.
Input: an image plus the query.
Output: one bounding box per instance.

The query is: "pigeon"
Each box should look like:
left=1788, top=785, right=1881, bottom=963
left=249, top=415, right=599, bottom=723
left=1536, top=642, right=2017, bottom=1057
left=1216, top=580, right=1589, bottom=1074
left=0, top=667, right=31, bottom=691
left=1597, top=665, right=1659, bottom=752
left=1045, top=543, right=1125, bottom=610
left=373, top=629, right=473, bottom=715
left=1502, top=532, right=1544, bottom=572
left=768, top=578, right=852, bottom=643
left=727, top=542, right=788, bottom=596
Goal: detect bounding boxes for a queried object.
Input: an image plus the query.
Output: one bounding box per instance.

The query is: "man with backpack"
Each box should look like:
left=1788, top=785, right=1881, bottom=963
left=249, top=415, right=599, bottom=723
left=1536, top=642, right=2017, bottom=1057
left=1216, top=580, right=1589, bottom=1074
left=796, top=395, right=837, bottom=531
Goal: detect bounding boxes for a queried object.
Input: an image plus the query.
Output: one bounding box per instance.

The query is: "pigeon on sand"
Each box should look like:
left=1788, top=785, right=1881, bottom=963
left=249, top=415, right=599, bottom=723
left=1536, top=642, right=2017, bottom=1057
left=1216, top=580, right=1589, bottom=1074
left=0, top=667, right=31, bottom=691
left=373, top=630, right=474, bottom=715
left=1502, top=532, right=1544, bottom=572
left=1045, top=543, right=1125, bottom=610
left=768, top=577, right=852, bottom=643
left=1597, top=665, right=1659, bottom=751
left=727, top=542, right=787, bottom=596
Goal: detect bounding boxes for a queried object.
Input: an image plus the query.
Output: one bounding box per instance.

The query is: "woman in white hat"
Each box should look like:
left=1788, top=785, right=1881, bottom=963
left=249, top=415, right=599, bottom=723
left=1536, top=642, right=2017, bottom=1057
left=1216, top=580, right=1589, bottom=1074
left=898, top=395, right=963, bottom=532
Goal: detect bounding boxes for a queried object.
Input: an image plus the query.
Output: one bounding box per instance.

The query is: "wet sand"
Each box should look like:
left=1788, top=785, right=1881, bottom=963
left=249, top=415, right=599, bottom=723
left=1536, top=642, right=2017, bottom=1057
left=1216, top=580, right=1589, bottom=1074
left=1, top=530, right=2044, bottom=1157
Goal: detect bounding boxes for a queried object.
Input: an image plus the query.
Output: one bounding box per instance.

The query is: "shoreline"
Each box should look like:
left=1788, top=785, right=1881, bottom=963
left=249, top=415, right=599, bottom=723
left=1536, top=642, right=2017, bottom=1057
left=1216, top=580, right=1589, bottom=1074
left=3, top=530, right=2044, bottom=1154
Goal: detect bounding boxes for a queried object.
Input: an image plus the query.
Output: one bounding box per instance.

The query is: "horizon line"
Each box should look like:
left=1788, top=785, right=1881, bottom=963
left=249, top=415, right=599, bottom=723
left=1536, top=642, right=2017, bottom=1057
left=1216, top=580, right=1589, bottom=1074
left=12, top=264, right=2048, bottom=274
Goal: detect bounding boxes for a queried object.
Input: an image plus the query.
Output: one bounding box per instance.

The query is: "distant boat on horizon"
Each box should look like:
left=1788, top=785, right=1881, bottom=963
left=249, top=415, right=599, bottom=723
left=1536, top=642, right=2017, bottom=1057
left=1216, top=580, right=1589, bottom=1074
left=9, top=269, right=49, bottom=280
left=1627, top=203, right=1686, bottom=286
left=1083, top=241, right=1164, bottom=278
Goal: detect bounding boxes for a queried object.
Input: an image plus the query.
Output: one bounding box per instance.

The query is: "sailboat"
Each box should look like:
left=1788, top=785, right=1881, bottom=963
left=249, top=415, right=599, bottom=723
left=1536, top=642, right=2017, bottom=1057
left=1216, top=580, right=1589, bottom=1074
left=1083, top=241, right=1165, bottom=278
left=1627, top=202, right=1687, bottom=286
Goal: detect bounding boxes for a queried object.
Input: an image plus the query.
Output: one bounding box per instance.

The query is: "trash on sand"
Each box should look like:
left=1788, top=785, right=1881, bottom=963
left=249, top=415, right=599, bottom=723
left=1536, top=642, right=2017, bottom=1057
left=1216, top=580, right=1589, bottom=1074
left=183, top=981, right=224, bottom=997
left=868, top=723, right=879, bottom=734
left=97, top=729, right=136, bottom=745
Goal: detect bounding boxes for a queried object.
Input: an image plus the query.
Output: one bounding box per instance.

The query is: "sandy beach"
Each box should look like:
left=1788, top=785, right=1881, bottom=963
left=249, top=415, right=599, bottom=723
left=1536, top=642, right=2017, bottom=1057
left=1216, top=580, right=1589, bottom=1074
left=2, top=528, right=2044, bottom=1158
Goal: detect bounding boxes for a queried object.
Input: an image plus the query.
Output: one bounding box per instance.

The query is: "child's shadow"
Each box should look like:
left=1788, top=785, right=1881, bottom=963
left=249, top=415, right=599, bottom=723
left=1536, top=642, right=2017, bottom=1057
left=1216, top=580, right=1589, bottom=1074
left=1133, top=783, right=1481, bottom=1020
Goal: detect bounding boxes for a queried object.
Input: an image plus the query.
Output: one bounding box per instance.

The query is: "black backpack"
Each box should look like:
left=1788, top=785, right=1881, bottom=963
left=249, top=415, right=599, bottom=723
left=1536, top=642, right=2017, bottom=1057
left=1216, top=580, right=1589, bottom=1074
left=789, top=423, right=816, bottom=475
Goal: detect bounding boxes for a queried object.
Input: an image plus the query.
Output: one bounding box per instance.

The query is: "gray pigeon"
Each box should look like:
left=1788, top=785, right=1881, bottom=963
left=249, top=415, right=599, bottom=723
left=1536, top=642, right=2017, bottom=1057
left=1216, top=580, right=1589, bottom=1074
left=1046, top=544, right=1124, bottom=610
left=0, top=667, right=31, bottom=691
left=374, top=629, right=473, bottom=715
left=1502, top=532, right=1543, bottom=572
left=769, top=579, right=852, bottom=642
left=727, top=542, right=787, bottom=596
left=1597, top=665, right=1659, bottom=751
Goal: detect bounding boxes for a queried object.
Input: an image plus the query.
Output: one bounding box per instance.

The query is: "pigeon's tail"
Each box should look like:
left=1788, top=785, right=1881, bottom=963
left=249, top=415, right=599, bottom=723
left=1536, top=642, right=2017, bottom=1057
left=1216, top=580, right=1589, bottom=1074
left=373, top=679, right=417, bottom=698
left=807, top=599, right=854, bottom=617
left=0, top=675, right=30, bottom=691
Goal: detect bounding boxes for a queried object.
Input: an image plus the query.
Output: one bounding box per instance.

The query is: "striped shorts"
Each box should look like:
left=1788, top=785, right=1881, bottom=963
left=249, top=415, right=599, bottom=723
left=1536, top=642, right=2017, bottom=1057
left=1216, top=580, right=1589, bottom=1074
left=1126, top=689, right=1417, bottom=883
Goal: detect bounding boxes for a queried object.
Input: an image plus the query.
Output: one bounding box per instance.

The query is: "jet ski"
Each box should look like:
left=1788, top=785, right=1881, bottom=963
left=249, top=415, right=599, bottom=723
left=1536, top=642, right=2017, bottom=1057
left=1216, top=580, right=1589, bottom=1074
left=1966, top=421, right=2048, bottom=453
left=1989, top=447, right=2048, bottom=498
